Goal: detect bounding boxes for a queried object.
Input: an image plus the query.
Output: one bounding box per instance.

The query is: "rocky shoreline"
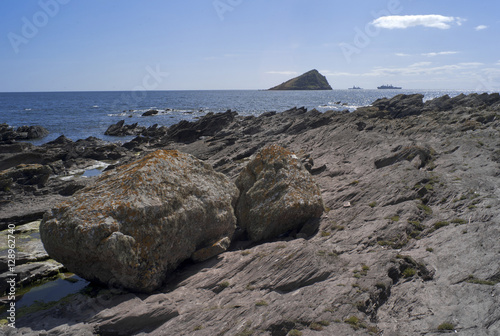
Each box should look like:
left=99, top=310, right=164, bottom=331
left=1, top=93, right=500, bottom=335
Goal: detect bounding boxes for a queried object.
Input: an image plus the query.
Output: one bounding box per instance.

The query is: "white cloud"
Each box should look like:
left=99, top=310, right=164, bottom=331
left=422, top=51, right=459, bottom=57
left=410, top=62, right=433, bottom=67
left=372, top=15, right=465, bottom=30
left=266, top=71, right=299, bottom=76
left=475, top=25, right=488, bottom=31
left=326, top=62, right=483, bottom=77
left=396, top=51, right=459, bottom=57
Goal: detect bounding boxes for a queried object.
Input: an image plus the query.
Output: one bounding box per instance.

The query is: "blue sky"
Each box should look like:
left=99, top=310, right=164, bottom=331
left=1, top=0, right=499, bottom=91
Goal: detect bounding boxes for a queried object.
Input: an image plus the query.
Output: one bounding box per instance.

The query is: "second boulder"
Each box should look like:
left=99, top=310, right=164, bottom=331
left=235, top=144, right=324, bottom=241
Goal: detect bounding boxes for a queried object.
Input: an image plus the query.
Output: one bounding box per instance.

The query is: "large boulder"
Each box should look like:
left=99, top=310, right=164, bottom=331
left=40, top=150, right=239, bottom=293
left=235, top=144, right=324, bottom=241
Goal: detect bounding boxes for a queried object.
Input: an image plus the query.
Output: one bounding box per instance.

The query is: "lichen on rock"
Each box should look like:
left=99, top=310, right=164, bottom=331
left=40, top=150, right=239, bottom=293
left=235, top=144, right=324, bottom=241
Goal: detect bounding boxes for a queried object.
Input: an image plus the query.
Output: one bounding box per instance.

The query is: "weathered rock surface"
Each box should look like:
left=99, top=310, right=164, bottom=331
left=4, top=92, right=500, bottom=335
left=40, top=150, right=239, bottom=292
left=236, top=144, right=324, bottom=241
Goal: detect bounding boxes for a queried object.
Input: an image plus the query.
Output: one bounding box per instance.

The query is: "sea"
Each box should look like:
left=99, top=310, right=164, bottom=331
left=0, top=89, right=488, bottom=145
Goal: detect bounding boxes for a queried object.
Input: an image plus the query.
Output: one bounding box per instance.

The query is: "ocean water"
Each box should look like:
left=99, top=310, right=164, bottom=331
left=0, top=89, right=485, bottom=145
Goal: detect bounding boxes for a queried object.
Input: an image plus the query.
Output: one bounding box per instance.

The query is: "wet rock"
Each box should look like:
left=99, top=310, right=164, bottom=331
left=235, top=144, right=324, bottom=241
left=142, top=109, right=159, bottom=117
left=0, top=260, right=62, bottom=294
left=40, top=150, right=239, bottom=293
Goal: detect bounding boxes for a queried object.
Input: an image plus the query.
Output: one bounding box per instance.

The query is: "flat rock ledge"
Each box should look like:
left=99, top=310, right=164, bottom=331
left=40, top=150, right=239, bottom=293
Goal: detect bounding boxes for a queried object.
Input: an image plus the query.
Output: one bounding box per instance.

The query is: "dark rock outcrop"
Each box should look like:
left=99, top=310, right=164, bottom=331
left=40, top=150, right=239, bottom=293
left=165, top=110, right=237, bottom=143
left=371, top=94, right=424, bottom=118
left=142, top=109, right=159, bottom=117
left=268, top=69, right=333, bottom=90
left=0, top=124, right=49, bottom=143
left=105, top=120, right=146, bottom=136
left=0, top=164, right=51, bottom=189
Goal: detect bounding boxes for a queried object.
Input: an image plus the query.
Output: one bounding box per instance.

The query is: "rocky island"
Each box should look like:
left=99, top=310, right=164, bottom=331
left=1, top=93, right=500, bottom=335
left=268, top=69, right=333, bottom=90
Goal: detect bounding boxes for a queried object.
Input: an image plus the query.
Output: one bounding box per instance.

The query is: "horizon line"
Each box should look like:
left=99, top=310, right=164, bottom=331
left=0, top=88, right=489, bottom=94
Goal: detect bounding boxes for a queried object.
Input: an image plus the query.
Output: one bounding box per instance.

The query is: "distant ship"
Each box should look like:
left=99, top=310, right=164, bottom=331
left=348, top=85, right=362, bottom=90
left=377, top=84, right=402, bottom=89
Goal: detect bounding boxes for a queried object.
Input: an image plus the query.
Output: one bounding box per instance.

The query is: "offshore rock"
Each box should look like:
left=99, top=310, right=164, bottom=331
left=268, top=69, right=333, bottom=90
left=40, top=150, right=239, bottom=293
left=235, top=144, right=324, bottom=241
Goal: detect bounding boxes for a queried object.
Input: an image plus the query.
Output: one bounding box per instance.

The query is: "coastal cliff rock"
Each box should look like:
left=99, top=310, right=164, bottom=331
left=268, top=69, right=333, bottom=90
left=40, top=150, right=239, bottom=292
left=235, top=144, right=324, bottom=241
left=5, top=92, right=500, bottom=335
